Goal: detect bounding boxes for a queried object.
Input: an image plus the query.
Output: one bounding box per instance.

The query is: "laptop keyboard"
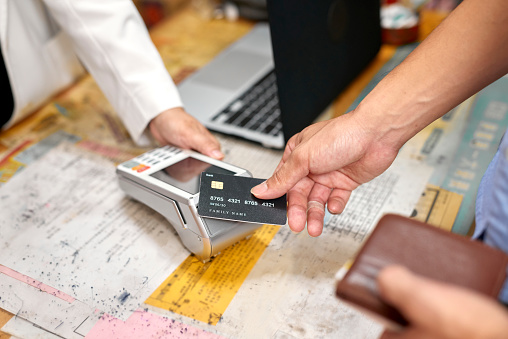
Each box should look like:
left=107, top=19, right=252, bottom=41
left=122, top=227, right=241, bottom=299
left=212, top=70, right=282, bottom=136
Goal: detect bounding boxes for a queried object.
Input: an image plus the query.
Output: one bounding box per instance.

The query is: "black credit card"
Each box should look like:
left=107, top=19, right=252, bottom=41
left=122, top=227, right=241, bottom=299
left=197, top=172, right=287, bottom=226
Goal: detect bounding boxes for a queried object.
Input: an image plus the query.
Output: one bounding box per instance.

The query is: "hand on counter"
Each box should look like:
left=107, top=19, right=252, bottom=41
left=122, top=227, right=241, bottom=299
left=149, top=107, right=224, bottom=160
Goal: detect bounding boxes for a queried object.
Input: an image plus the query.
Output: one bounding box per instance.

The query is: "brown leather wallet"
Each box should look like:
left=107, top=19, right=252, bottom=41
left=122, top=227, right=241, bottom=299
left=335, top=213, right=508, bottom=328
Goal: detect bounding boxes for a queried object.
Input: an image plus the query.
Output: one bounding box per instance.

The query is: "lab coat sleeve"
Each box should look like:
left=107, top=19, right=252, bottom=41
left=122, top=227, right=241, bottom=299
left=41, top=0, right=183, bottom=146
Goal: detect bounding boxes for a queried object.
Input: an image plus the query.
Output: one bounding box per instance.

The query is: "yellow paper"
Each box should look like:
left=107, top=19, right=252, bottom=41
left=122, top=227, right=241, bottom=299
left=146, top=224, right=280, bottom=325
left=413, top=184, right=463, bottom=231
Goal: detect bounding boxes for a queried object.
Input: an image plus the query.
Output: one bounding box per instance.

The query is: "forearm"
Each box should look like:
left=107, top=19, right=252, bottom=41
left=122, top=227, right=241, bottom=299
left=42, top=0, right=183, bottom=145
left=355, top=0, right=508, bottom=150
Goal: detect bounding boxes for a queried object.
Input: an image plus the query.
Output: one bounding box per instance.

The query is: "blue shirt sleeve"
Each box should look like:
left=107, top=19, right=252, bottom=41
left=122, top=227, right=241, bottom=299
left=474, top=129, right=508, bottom=303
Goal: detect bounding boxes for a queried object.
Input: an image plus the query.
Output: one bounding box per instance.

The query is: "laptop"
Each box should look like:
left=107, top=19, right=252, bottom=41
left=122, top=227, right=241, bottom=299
left=178, top=0, right=381, bottom=149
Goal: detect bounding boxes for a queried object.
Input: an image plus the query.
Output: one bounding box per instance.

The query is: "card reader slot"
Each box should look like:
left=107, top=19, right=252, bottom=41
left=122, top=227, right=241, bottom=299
left=173, top=201, right=187, bottom=225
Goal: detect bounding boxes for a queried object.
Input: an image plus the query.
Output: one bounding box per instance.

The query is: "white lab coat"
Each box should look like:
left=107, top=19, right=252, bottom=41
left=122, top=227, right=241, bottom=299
left=0, top=0, right=183, bottom=146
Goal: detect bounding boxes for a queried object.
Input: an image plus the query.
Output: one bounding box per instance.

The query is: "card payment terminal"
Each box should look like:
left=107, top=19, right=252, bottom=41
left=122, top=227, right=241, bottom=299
left=116, top=146, right=262, bottom=262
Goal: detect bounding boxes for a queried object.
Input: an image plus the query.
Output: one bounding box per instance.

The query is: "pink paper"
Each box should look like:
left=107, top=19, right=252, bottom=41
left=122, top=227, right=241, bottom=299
left=0, top=264, right=75, bottom=303
left=85, top=309, right=227, bottom=339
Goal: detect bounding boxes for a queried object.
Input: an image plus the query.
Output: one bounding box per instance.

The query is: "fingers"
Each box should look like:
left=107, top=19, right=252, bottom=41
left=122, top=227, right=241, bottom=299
left=285, top=178, right=331, bottom=236
left=306, top=183, right=332, bottom=237
left=379, top=266, right=484, bottom=335
left=327, top=188, right=351, bottom=214
left=252, top=119, right=336, bottom=200
left=378, top=265, right=508, bottom=339
left=174, top=114, right=223, bottom=159
left=286, top=178, right=314, bottom=233
left=251, top=147, right=309, bottom=199
left=184, top=124, right=224, bottom=160
left=273, top=134, right=298, bottom=173
left=377, top=266, right=450, bottom=338
left=252, top=128, right=313, bottom=199
left=377, top=266, right=430, bottom=323
left=149, top=108, right=224, bottom=159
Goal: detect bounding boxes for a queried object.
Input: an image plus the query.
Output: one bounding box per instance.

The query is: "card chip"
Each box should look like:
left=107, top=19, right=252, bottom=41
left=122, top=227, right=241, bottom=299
left=211, top=181, right=224, bottom=189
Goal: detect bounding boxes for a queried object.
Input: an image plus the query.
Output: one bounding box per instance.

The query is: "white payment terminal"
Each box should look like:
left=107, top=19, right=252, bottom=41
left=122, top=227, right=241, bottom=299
left=116, top=145, right=262, bottom=262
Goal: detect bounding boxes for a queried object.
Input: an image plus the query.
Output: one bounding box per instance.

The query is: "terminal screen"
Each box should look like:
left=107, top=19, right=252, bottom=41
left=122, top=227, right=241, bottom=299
left=150, top=156, right=234, bottom=194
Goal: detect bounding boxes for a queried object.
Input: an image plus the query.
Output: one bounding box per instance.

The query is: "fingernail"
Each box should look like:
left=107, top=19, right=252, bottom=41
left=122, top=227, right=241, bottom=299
left=211, top=150, right=224, bottom=159
left=289, top=228, right=301, bottom=235
left=251, top=181, right=267, bottom=195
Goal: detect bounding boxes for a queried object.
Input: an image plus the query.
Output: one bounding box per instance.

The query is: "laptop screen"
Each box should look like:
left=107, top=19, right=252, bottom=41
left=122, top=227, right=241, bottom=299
left=267, top=0, right=381, bottom=142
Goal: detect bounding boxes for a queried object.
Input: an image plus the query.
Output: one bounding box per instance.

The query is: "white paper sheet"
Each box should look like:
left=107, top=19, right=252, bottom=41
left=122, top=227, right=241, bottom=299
left=0, top=271, right=95, bottom=338
left=0, top=142, right=189, bottom=321
left=0, top=136, right=432, bottom=339
left=2, top=316, right=62, bottom=339
left=322, top=155, right=433, bottom=242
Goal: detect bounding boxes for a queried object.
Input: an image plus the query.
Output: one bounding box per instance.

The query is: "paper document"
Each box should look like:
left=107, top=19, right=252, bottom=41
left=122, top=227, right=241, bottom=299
left=140, top=156, right=432, bottom=338
left=0, top=142, right=189, bottom=320
left=323, top=156, right=431, bottom=241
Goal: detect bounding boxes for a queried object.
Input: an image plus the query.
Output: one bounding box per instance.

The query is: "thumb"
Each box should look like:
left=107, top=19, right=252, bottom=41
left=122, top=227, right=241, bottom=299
left=251, top=151, right=309, bottom=199
left=377, top=266, right=425, bottom=321
left=377, top=266, right=455, bottom=331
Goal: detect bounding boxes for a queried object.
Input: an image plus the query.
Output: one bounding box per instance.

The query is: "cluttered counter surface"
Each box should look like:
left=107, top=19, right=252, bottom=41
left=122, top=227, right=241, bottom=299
left=2, top=3, right=505, bottom=338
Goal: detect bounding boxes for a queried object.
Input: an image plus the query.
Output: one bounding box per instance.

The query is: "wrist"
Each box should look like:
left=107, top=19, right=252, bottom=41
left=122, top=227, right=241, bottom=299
left=351, top=76, right=438, bottom=151
left=349, top=103, right=411, bottom=154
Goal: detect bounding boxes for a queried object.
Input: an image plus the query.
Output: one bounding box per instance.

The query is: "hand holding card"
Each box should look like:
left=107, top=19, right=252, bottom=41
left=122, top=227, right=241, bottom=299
left=198, top=173, right=287, bottom=226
